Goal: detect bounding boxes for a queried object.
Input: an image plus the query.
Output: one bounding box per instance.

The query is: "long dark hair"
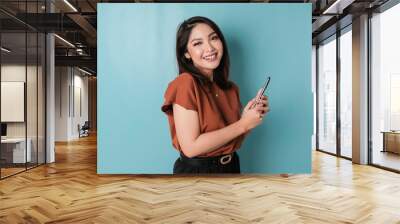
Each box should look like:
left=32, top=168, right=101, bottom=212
left=176, top=16, right=232, bottom=90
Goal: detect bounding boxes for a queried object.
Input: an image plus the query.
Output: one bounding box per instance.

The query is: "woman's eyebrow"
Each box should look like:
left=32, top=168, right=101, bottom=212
left=190, top=32, right=217, bottom=43
left=190, top=38, right=202, bottom=43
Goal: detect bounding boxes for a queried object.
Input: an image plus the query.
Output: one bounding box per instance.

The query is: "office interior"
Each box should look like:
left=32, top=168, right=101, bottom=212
left=0, top=0, right=399, bottom=222
left=0, top=0, right=97, bottom=179
left=0, top=0, right=395, bottom=178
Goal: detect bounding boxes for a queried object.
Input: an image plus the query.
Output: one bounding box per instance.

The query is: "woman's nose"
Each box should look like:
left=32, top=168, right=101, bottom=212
left=204, top=41, right=215, bottom=52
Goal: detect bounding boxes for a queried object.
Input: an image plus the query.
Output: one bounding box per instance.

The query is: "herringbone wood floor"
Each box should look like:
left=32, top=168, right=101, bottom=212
left=1, top=134, right=400, bottom=224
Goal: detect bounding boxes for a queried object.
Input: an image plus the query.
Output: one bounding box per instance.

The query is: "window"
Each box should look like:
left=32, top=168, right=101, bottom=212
left=371, top=2, right=400, bottom=171
left=317, top=35, right=337, bottom=154
left=339, top=28, right=352, bottom=158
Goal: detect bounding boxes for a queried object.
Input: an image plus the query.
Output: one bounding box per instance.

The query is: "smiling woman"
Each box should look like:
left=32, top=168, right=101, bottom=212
left=161, top=16, right=270, bottom=174
left=184, top=23, right=224, bottom=79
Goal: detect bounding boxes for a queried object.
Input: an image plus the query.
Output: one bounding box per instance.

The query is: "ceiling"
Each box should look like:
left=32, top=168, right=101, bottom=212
left=0, top=0, right=392, bottom=75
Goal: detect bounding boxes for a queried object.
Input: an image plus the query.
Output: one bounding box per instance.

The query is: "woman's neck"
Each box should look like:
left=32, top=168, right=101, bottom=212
left=198, top=67, right=213, bottom=81
left=202, top=71, right=213, bottom=82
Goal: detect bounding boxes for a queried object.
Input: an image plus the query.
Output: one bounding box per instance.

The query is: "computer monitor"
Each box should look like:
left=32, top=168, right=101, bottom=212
left=1, top=123, right=7, bottom=137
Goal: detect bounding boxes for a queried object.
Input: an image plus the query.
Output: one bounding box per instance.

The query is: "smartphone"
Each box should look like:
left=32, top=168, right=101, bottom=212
left=251, top=76, right=270, bottom=108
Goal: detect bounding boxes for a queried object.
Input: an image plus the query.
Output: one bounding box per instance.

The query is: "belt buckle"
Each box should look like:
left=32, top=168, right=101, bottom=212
left=220, top=154, right=232, bottom=165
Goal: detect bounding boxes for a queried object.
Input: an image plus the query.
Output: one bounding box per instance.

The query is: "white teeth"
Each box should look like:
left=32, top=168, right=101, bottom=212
left=204, top=54, right=216, bottom=61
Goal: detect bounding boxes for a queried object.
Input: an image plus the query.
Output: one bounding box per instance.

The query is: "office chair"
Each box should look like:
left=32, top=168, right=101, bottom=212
left=79, top=121, right=90, bottom=138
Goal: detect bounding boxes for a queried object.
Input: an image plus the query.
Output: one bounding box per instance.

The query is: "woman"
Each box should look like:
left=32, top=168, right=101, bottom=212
left=161, top=16, right=269, bottom=174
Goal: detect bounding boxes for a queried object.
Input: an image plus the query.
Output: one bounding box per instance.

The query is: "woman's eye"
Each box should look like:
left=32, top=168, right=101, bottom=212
left=211, top=36, right=219, bottom=40
left=193, top=42, right=201, bottom=46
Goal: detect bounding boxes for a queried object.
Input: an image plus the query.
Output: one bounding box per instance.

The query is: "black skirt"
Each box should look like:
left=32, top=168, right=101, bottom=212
left=173, top=152, right=240, bottom=174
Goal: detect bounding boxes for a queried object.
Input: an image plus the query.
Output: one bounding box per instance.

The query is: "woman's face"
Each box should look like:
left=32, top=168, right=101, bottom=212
left=184, top=23, right=223, bottom=77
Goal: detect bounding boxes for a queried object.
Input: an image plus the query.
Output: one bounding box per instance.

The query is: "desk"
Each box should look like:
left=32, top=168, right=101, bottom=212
left=381, top=131, right=400, bottom=154
left=1, top=138, right=32, bottom=163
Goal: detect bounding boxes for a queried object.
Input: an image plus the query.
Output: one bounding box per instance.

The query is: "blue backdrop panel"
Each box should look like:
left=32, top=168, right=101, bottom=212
left=98, top=3, right=312, bottom=174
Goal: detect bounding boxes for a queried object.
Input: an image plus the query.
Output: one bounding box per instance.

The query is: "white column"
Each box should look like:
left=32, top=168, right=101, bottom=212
left=352, top=14, right=369, bottom=164
left=46, top=1, right=55, bottom=163
left=312, top=45, right=317, bottom=150
left=46, top=33, right=55, bottom=163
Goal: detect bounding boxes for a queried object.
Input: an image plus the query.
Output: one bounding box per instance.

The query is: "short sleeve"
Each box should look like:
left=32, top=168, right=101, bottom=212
left=161, top=75, right=198, bottom=115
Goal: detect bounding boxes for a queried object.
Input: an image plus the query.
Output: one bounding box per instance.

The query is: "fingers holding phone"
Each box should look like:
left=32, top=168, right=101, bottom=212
left=254, top=96, right=270, bottom=117
left=241, top=76, right=271, bottom=130
left=240, top=96, right=270, bottom=131
left=250, top=76, right=270, bottom=108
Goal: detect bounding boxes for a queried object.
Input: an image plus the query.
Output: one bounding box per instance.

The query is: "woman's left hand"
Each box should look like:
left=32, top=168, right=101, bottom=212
left=255, top=95, right=269, bottom=118
left=241, top=95, right=269, bottom=136
left=242, top=95, right=269, bottom=117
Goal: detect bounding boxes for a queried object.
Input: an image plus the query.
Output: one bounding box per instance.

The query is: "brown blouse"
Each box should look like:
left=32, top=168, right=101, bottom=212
left=161, top=72, right=246, bottom=157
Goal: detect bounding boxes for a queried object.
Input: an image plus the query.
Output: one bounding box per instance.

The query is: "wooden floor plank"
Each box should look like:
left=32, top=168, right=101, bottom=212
left=1, top=134, right=400, bottom=223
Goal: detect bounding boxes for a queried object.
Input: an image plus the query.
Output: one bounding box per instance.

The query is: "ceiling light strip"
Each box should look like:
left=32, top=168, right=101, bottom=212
left=63, top=0, right=78, bottom=12
left=1, top=47, right=11, bottom=53
left=323, top=0, right=343, bottom=14
left=78, top=67, right=93, bottom=76
left=54, top=34, right=75, bottom=48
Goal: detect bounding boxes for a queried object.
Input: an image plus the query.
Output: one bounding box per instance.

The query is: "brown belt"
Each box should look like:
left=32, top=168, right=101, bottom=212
left=179, top=152, right=235, bottom=166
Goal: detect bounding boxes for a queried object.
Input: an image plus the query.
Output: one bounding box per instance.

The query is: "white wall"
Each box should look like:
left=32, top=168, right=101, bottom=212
left=1, top=65, right=42, bottom=137
left=71, top=71, right=89, bottom=139
left=1, top=65, right=26, bottom=137
left=55, top=67, right=89, bottom=141
left=55, top=66, right=69, bottom=141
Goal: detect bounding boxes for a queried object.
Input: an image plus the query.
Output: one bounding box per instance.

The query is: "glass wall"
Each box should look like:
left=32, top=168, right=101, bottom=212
left=1, top=31, right=28, bottom=177
left=0, top=1, right=46, bottom=179
left=317, top=35, right=337, bottom=154
left=339, top=27, right=352, bottom=158
left=371, top=3, right=400, bottom=171
left=316, top=25, right=354, bottom=159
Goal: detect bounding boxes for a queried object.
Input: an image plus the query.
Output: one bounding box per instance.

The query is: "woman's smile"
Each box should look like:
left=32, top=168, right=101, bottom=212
left=203, top=52, right=218, bottom=62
